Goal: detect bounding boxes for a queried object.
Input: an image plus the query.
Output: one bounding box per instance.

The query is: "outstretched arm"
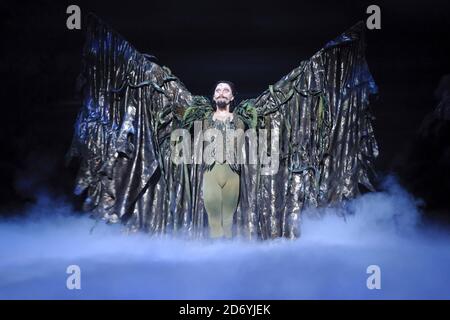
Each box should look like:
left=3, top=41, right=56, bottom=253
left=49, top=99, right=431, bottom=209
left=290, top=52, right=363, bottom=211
left=66, top=14, right=194, bottom=222
left=235, top=22, right=378, bottom=239
left=251, top=21, right=378, bottom=197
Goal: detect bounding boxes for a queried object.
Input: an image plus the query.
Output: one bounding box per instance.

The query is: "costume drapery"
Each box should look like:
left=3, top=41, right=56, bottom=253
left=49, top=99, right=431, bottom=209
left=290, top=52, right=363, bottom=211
left=66, top=14, right=378, bottom=239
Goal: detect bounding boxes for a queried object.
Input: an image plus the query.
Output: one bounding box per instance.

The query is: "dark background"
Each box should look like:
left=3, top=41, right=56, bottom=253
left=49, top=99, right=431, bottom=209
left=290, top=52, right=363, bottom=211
left=1, top=1, right=449, bottom=219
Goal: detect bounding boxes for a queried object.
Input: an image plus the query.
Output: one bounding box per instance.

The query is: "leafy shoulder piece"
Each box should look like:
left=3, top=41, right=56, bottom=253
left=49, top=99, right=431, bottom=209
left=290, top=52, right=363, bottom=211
left=182, top=96, right=214, bottom=129
left=235, top=99, right=258, bottom=129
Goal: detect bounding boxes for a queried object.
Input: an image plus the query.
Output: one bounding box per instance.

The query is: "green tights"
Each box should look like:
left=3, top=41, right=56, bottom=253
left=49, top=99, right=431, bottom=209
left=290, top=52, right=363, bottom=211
left=203, top=163, right=240, bottom=238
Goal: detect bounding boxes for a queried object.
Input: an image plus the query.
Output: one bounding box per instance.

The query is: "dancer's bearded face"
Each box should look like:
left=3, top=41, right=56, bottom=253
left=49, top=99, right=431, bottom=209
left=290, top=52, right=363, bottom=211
left=213, top=83, right=234, bottom=110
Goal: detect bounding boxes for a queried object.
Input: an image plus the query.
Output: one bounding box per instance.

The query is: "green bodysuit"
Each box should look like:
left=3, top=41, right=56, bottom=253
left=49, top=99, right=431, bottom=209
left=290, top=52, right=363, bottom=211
left=182, top=96, right=257, bottom=238
left=202, top=113, right=246, bottom=238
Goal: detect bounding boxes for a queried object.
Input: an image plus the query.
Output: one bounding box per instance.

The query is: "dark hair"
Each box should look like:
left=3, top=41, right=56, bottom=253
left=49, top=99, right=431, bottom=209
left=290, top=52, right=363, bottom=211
left=212, top=80, right=237, bottom=111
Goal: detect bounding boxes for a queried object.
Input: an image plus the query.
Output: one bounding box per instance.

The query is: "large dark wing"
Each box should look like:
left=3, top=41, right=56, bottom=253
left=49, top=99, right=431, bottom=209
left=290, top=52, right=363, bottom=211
left=236, top=21, right=378, bottom=239
left=66, top=14, right=193, bottom=232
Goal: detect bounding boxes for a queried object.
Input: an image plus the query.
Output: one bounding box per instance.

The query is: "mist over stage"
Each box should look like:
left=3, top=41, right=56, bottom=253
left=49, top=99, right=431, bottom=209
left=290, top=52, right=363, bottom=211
left=1, top=0, right=450, bottom=300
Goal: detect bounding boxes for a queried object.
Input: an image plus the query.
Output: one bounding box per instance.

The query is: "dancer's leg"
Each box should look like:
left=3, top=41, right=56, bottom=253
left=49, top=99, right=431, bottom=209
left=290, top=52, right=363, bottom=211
left=203, top=166, right=224, bottom=238
left=221, top=165, right=240, bottom=238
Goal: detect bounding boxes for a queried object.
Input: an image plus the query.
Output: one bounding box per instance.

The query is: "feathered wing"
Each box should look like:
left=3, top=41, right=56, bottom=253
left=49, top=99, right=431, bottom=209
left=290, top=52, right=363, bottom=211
left=236, top=21, right=379, bottom=239
left=66, top=14, right=195, bottom=234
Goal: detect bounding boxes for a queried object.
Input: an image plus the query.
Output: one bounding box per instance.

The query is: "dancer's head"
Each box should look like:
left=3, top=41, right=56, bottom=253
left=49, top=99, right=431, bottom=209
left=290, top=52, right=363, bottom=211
left=213, top=81, right=236, bottom=111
